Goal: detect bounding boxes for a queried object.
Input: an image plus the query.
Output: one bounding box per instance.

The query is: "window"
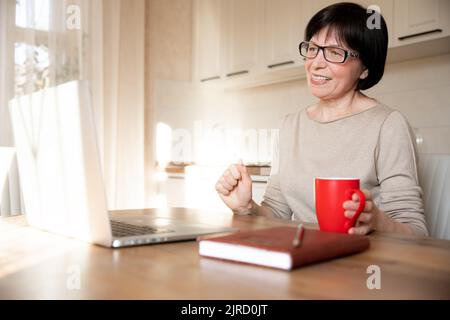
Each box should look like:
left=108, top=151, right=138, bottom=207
left=15, top=0, right=50, bottom=31
left=11, top=0, right=83, bottom=96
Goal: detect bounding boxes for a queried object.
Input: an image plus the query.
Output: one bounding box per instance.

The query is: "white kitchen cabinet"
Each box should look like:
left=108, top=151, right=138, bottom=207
left=262, top=0, right=303, bottom=71
left=393, top=0, right=450, bottom=46
left=193, top=0, right=305, bottom=87
left=192, top=0, right=223, bottom=83
left=192, top=0, right=449, bottom=89
left=222, top=0, right=262, bottom=78
left=302, top=0, right=335, bottom=24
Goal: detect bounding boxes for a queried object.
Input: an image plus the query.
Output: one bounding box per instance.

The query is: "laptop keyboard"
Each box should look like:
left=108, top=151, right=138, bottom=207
left=110, top=220, right=174, bottom=238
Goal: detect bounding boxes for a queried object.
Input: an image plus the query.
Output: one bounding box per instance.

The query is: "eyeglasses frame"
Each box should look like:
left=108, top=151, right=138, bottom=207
left=299, top=41, right=359, bottom=64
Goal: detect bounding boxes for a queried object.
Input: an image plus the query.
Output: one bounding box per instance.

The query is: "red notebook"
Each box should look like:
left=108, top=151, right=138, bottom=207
left=198, top=226, right=370, bottom=270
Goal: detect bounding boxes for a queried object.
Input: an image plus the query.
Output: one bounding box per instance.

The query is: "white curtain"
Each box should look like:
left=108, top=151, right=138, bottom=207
left=0, top=0, right=146, bottom=216
left=102, top=0, right=146, bottom=210
left=0, top=0, right=29, bottom=217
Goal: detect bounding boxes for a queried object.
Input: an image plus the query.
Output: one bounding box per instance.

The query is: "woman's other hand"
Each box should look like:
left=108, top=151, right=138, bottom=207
left=215, top=160, right=253, bottom=214
left=343, top=189, right=380, bottom=235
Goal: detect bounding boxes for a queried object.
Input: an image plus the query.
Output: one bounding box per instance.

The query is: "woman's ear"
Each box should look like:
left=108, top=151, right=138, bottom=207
left=360, top=68, right=369, bottom=80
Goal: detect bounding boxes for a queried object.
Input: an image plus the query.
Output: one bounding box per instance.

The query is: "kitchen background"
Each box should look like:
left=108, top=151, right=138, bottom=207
left=148, top=0, right=450, bottom=211
left=1, top=0, right=448, bottom=214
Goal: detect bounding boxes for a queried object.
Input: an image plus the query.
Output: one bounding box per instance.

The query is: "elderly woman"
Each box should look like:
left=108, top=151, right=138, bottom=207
left=215, top=2, right=428, bottom=237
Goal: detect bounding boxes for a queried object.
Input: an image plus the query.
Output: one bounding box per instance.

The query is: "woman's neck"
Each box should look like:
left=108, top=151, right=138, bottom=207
left=309, top=91, right=377, bottom=122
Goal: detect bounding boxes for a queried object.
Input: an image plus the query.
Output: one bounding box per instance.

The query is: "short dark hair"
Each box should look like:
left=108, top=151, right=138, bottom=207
left=305, top=2, right=388, bottom=91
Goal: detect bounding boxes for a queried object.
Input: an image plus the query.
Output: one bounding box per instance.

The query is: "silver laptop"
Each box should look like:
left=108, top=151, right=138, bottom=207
left=9, top=80, right=236, bottom=248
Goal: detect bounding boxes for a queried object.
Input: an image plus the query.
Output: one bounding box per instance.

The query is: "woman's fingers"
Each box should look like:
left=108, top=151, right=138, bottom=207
left=345, top=210, right=373, bottom=225
left=343, top=199, right=373, bottom=212
left=215, top=182, right=230, bottom=196
left=216, top=162, right=251, bottom=202
left=347, top=212, right=375, bottom=235
left=344, top=190, right=377, bottom=236
left=219, top=177, right=234, bottom=191
left=353, top=212, right=373, bottom=224
left=223, top=170, right=238, bottom=186
left=349, top=225, right=371, bottom=235
left=215, top=163, right=245, bottom=196
left=353, top=189, right=372, bottom=201
left=229, top=165, right=241, bottom=180
left=344, top=210, right=357, bottom=218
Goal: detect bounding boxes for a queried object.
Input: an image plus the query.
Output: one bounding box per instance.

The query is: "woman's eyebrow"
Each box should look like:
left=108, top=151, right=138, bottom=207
left=310, top=40, right=342, bottom=47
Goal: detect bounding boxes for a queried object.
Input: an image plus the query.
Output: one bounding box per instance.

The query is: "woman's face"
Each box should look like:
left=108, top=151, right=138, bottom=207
left=304, top=28, right=366, bottom=100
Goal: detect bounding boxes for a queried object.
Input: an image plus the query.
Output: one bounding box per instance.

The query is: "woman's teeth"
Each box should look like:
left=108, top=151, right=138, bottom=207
left=312, top=75, right=331, bottom=81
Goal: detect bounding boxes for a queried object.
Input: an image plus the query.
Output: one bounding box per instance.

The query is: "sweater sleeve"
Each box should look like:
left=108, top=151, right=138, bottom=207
left=260, top=133, right=293, bottom=220
left=375, top=111, right=429, bottom=236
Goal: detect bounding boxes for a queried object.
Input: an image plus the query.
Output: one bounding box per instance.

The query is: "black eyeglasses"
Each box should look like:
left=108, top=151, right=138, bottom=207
left=299, top=41, right=359, bottom=64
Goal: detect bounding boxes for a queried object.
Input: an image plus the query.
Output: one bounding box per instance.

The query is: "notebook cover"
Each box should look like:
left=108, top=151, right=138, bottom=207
left=198, top=226, right=370, bottom=270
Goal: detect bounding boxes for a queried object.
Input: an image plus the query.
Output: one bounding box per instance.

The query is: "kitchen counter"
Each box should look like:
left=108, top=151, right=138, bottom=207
left=163, top=163, right=271, bottom=182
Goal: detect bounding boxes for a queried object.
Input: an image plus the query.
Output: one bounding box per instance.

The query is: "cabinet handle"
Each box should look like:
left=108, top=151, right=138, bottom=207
left=200, top=76, right=220, bottom=82
left=226, top=70, right=249, bottom=77
left=398, top=28, right=442, bottom=41
left=267, top=60, right=294, bottom=68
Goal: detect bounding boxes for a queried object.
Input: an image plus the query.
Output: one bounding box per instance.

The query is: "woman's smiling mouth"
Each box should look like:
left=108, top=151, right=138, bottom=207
left=311, top=74, right=332, bottom=84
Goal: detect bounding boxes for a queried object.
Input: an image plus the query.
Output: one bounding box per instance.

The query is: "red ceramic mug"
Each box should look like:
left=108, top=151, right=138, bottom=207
left=315, top=177, right=366, bottom=233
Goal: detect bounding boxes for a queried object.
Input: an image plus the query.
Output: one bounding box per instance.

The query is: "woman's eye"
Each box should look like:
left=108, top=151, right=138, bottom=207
left=330, top=49, right=344, bottom=57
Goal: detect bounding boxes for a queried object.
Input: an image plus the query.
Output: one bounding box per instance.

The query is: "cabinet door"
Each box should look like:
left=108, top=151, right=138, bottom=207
left=193, top=0, right=222, bottom=82
left=394, top=0, right=450, bottom=45
left=263, top=0, right=303, bottom=70
left=302, top=0, right=336, bottom=31
left=223, top=0, right=262, bottom=78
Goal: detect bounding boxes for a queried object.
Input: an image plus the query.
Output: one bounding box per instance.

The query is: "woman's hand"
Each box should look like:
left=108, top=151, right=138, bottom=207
left=343, top=189, right=380, bottom=235
left=215, top=160, right=253, bottom=214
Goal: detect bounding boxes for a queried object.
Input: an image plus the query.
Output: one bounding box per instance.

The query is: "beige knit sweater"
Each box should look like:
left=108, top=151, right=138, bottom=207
left=261, top=104, right=429, bottom=236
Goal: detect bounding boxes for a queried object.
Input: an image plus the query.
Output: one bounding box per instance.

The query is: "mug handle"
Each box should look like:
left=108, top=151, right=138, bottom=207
left=344, top=189, right=366, bottom=230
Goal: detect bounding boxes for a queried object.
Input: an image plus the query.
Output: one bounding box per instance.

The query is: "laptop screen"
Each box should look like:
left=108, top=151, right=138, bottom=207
left=9, top=80, right=112, bottom=245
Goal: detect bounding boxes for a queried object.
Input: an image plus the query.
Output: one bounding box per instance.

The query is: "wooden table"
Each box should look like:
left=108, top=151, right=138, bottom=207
left=0, top=207, right=449, bottom=299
